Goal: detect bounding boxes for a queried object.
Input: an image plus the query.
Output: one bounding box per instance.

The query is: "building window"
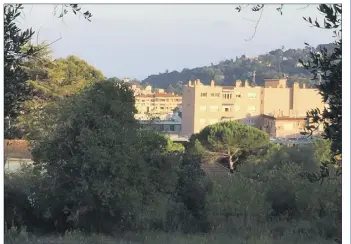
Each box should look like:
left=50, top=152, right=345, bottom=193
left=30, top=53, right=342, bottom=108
left=236, top=92, right=241, bottom=98
left=248, top=93, right=257, bottom=99
left=247, top=119, right=254, bottom=125
left=215, top=93, right=220, bottom=97
left=211, top=93, right=215, bottom=97
left=200, top=119, right=206, bottom=124
left=200, top=106, right=207, bottom=111
left=223, top=93, right=232, bottom=99
left=235, top=106, right=240, bottom=111
left=248, top=106, right=256, bottom=112
left=170, top=125, right=175, bottom=131
left=224, top=107, right=230, bottom=112
left=200, top=93, right=207, bottom=97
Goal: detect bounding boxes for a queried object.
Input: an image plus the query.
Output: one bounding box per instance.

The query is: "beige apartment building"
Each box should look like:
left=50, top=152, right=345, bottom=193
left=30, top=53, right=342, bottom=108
left=135, top=88, right=182, bottom=119
left=181, top=78, right=325, bottom=138
left=130, top=84, right=153, bottom=96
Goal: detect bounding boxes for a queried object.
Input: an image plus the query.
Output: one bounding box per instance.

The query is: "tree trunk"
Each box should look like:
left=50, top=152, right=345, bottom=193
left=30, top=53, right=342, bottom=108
left=229, top=154, right=238, bottom=173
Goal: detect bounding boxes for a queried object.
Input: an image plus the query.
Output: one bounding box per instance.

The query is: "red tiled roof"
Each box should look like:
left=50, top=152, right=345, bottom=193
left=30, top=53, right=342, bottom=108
left=4, top=140, right=32, bottom=159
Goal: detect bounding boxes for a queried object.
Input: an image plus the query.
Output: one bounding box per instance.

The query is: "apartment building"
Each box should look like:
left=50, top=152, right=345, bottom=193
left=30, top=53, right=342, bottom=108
left=135, top=88, right=182, bottom=120
left=181, top=78, right=325, bottom=138
left=130, top=84, right=153, bottom=96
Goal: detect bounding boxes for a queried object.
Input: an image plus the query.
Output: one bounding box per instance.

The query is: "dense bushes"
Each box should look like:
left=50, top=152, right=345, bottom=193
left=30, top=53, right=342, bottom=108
left=166, top=152, right=212, bottom=233
left=4, top=137, right=341, bottom=241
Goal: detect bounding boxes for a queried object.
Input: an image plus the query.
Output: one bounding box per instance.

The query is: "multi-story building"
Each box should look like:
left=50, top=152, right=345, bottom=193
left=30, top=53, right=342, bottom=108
left=135, top=88, right=182, bottom=120
left=181, top=78, right=325, bottom=138
left=130, top=84, right=153, bottom=96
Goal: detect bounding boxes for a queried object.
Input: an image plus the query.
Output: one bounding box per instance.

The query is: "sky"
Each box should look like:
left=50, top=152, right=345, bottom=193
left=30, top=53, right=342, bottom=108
left=19, top=4, right=335, bottom=81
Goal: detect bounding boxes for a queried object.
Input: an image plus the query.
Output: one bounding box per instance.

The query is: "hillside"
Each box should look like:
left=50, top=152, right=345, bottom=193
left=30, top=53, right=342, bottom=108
left=142, top=43, right=334, bottom=94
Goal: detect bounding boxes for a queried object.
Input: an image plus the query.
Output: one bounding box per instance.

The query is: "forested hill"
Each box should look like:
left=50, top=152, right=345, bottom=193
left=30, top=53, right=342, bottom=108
left=142, top=43, right=334, bottom=94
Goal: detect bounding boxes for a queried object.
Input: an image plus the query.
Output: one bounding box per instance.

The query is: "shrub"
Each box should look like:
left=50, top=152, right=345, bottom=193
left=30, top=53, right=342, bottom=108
left=265, top=180, right=297, bottom=221
left=166, top=152, right=212, bottom=233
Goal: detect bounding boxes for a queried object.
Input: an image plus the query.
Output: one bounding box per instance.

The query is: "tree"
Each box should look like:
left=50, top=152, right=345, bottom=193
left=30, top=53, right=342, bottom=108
left=166, top=151, right=212, bottom=233
left=301, top=5, right=342, bottom=157
left=189, top=121, right=269, bottom=172
left=167, top=84, right=175, bottom=94
left=312, top=138, right=333, bottom=164
left=17, top=54, right=105, bottom=139
left=4, top=4, right=36, bottom=120
left=141, top=44, right=320, bottom=90
left=4, top=4, right=93, bottom=138
left=30, top=81, right=183, bottom=233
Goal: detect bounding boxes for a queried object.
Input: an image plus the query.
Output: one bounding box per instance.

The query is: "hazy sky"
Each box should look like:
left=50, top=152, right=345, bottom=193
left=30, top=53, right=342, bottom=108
left=19, top=4, right=335, bottom=80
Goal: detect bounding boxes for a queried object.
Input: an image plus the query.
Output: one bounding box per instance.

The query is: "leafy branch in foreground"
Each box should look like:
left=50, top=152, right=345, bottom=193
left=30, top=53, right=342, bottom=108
left=53, top=4, right=93, bottom=21
left=4, top=4, right=36, bottom=119
left=300, top=4, right=342, bottom=158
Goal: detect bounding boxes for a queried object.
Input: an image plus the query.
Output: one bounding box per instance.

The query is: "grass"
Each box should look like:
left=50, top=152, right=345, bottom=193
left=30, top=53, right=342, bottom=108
left=5, top=227, right=338, bottom=244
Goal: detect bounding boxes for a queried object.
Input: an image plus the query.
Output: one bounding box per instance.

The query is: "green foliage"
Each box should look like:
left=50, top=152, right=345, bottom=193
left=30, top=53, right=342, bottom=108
left=4, top=4, right=93, bottom=139
left=301, top=4, right=342, bottom=156
left=166, top=81, right=184, bottom=95
left=4, top=228, right=340, bottom=244
left=208, top=142, right=341, bottom=240
left=53, top=4, right=93, bottom=21
left=23, top=81, right=193, bottom=234
left=4, top=164, right=52, bottom=233
left=189, top=122, right=269, bottom=170
left=17, top=54, right=105, bottom=140
left=28, top=55, right=105, bottom=99
left=312, top=139, right=333, bottom=164
left=265, top=180, right=297, bottom=220
left=167, top=152, right=212, bottom=233
left=4, top=175, right=34, bottom=231
left=30, top=81, right=143, bottom=232
left=4, top=4, right=36, bottom=119
left=188, top=139, right=206, bottom=156
left=141, top=44, right=335, bottom=89
left=5, top=139, right=341, bottom=241
left=192, top=121, right=269, bottom=154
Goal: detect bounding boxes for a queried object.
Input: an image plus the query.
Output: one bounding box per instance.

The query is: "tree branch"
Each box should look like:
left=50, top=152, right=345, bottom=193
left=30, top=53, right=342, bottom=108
left=297, top=4, right=310, bottom=10
left=245, top=7, right=264, bottom=42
